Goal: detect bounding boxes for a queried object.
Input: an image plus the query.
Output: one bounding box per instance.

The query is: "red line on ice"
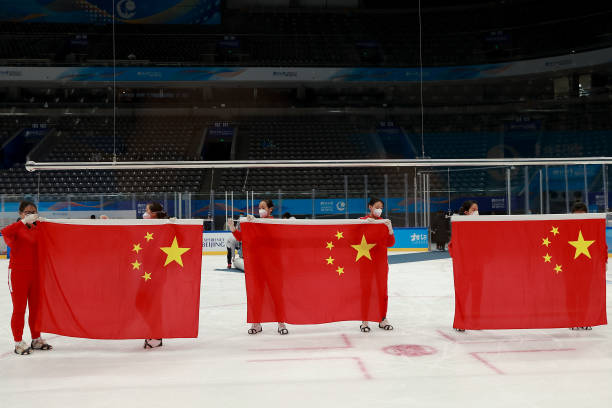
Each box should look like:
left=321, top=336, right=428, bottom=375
left=470, top=348, right=576, bottom=375
left=469, top=352, right=505, bottom=375
left=436, top=329, right=458, bottom=343
left=477, top=348, right=575, bottom=354
left=437, top=329, right=562, bottom=344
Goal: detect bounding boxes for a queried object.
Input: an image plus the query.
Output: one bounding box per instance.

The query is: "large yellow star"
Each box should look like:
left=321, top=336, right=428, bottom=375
left=554, top=264, right=563, bottom=274
left=541, top=237, right=551, bottom=247
left=550, top=226, right=559, bottom=236
left=132, top=243, right=142, bottom=253
left=335, top=231, right=344, bottom=240
left=326, top=241, right=334, bottom=250
left=160, top=236, right=191, bottom=267
left=336, top=266, right=344, bottom=276
left=131, top=260, right=141, bottom=270
left=568, top=230, right=595, bottom=259
left=141, top=272, right=151, bottom=282
left=543, top=254, right=552, bottom=263
left=145, top=232, right=154, bottom=242
left=351, top=235, right=377, bottom=262
left=326, top=256, right=334, bottom=265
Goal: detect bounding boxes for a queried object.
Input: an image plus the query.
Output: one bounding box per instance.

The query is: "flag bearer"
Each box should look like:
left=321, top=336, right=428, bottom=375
left=2, top=201, right=53, bottom=355
left=228, top=199, right=289, bottom=335
left=358, top=197, right=395, bottom=333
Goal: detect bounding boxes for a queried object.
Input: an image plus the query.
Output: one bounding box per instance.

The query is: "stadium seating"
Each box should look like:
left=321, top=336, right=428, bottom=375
left=1, top=6, right=610, bottom=67
left=43, top=116, right=198, bottom=162
left=1, top=114, right=610, bottom=198
left=0, top=116, right=206, bottom=194
left=215, top=119, right=389, bottom=196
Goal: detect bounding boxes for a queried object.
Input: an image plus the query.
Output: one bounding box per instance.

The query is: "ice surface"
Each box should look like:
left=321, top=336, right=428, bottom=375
left=1, top=254, right=611, bottom=408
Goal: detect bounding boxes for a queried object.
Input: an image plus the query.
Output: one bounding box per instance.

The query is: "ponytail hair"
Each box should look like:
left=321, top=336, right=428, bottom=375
left=147, top=202, right=168, bottom=219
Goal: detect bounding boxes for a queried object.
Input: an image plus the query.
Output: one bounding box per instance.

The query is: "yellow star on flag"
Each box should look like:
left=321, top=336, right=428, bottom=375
left=326, top=256, right=334, bottom=265
left=543, top=254, right=552, bottom=263
left=550, top=226, right=559, bottom=236
left=335, top=231, right=344, bottom=240
left=131, top=260, right=141, bottom=270
left=336, top=266, right=344, bottom=276
left=145, top=232, right=154, bottom=242
left=160, top=236, right=191, bottom=267
left=568, top=230, right=595, bottom=259
left=351, top=235, right=377, bottom=262
left=132, top=243, right=142, bottom=253
left=554, top=264, right=563, bottom=274
left=326, top=241, right=334, bottom=250
left=141, top=272, right=151, bottom=282
left=541, top=237, right=551, bottom=247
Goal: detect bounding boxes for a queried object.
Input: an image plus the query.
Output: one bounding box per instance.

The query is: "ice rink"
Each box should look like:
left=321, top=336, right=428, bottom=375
left=1, top=253, right=611, bottom=408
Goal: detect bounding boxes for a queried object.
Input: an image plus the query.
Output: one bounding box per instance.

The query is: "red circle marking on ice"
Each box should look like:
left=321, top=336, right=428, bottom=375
left=383, top=344, right=437, bottom=357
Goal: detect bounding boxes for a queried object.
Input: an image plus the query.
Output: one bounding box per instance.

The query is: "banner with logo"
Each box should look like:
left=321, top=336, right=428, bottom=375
left=2, top=47, right=611, bottom=83
left=203, top=231, right=232, bottom=255
left=0, top=0, right=220, bottom=24
left=390, top=227, right=429, bottom=252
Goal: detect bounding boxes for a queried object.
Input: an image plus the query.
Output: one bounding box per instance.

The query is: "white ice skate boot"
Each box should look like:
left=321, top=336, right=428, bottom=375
left=31, top=337, right=53, bottom=350
left=15, top=341, right=32, bottom=355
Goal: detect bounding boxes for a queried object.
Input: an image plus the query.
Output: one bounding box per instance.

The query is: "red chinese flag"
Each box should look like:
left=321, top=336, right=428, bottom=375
left=36, top=219, right=203, bottom=339
left=240, top=219, right=392, bottom=324
left=451, top=214, right=607, bottom=329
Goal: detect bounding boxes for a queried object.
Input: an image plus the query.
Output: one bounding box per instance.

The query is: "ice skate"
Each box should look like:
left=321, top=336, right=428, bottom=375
left=31, top=337, right=53, bottom=350
left=277, top=323, right=289, bottom=335
left=144, top=339, right=163, bottom=349
left=248, top=323, right=262, bottom=335
left=14, top=341, right=32, bottom=355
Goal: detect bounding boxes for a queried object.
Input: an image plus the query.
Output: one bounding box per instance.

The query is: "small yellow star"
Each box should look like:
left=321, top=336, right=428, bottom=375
left=336, top=266, right=344, bottom=276
left=554, top=264, right=563, bottom=274
left=326, top=241, right=334, bottom=250
left=133, top=243, right=142, bottom=253
left=131, top=260, right=141, bottom=270
left=335, top=231, right=344, bottom=240
left=145, top=232, right=154, bottom=242
left=550, top=226, right=559, bottom=236
left=326, top=256, right=334, bottom=265
left=160, top=236, right=191, bottom=267
left=351, top=235, right=377, bottom=261
left=542, top=237, right=551, bottom=247
left=568, top=230, right=595, bottom=260
left=141, top=272, right=151, bottom=281
left=543, top=254, right=552, bottom=263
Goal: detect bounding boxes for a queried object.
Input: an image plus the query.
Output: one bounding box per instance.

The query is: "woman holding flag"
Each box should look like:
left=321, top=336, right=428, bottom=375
left=228, top=199, right=289, bottom=335
left=143, top=202, right=168, bottom=349
left=453, top=200, right=479, bottom=332
left=359, top=197, right=395, bottom=333
left=569, top=201, right=592, bottom=331
left=2, top=201, right=53, bottom=355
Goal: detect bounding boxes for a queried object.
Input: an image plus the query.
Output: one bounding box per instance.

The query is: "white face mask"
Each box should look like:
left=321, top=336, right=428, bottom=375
left=258, top=209, right=268, bottom=218
left=471, top=211, right=479, bottom=216
left=373, top=208, right=383, bottom=217
left=143, top=212, right=151, bottom=219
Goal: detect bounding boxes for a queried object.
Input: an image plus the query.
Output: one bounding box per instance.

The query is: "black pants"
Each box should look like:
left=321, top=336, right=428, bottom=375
left=227, top=247, right=233, bottom=265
